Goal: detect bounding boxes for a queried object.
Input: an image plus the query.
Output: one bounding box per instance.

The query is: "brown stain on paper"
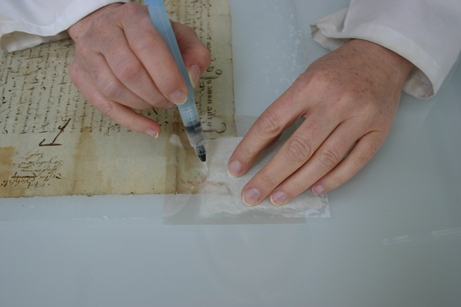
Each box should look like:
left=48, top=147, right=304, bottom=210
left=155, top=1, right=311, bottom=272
left=0, top=146, right=15, bottom=178
left=0, top=146, right=26, bottom=197
left=71, top=126, right=109, bottom=195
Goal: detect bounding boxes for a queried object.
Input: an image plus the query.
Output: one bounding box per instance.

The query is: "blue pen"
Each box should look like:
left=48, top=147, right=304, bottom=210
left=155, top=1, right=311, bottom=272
left=146, top=0, right=206, bottom=162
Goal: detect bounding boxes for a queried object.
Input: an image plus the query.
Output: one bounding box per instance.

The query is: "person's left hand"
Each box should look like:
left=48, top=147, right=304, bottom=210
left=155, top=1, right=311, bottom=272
left=227, top=39, right=413, bottom=206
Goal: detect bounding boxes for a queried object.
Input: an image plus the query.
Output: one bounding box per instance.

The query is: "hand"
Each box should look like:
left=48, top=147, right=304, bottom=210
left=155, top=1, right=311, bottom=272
left=68, top=3, right=210, bottom=137
left=228, top=39, right=413, bottom=206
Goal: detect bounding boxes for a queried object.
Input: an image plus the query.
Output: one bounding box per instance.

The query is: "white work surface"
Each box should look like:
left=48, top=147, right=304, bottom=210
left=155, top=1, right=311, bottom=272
left=1, top=0, right=460, bottom=306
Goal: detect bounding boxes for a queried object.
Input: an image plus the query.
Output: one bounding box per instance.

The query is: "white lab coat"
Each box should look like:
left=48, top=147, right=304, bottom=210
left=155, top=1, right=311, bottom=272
left=1, top=0, right=460, bottom=99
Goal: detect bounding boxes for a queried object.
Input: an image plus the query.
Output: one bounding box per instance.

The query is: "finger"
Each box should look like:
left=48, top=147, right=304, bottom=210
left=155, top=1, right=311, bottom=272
left=98, top=23, right=174, bottom=109
left=311, top=131, right=386, bottom=195
left=269, top=120, right=364, bottom=205
left=74, top=47, right=169, bottom=111
left=79, top=51, right=166, bottom=111
left=238, top=111, right=337, bottom=206
left=172, top=21, right=211, bottom=87
left=121, top=4, right=188, bottom=104
left=70, top=60, right=161, bottom=136
left=227, top=87, right=310, bottom=179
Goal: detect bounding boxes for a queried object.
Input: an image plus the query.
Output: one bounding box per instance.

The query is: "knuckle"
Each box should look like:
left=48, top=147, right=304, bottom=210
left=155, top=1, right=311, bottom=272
left=149, top=62, right=180, bottom=89
left=256, top=110, right=282, bottom=137
left=99, top=77, right=122, bottom=100
left=285, top=137, right=311, bottom=163
left=129, top=29, right=152, bottom=50
left=357, top=146, right=376, bottom=165
left=237, top=142, right=256, bottom=161
left=352, top=138, right=381, bottom=169
left=259, top=172, right=278, bottom=187
left=318, top=148, right=342, bottom=169
left=354, top=153, right=371, bottom=169
left=359, top=98, right=380, bottom=114
left=117, top=60, right=141, bottom=81
left=97, top=100, right=117, bottom=117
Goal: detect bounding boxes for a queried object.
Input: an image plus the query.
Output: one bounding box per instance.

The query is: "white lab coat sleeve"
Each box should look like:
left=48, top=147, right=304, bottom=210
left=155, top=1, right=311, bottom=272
left=0, top=0, right=130, bottom=52
left=311, top=0, right=461, bottom=99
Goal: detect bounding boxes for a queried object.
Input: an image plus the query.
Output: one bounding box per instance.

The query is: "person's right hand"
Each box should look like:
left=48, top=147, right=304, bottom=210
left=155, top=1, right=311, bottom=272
left=68, top=2, right=211, bottom=137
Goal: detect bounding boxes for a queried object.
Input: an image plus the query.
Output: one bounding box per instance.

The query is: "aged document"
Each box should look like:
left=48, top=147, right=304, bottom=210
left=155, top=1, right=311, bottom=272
left=0, top=0, right=235, bottom=198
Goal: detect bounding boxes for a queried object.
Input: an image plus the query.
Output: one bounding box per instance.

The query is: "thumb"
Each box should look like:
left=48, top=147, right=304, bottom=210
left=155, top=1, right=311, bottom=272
left=172, top=21, right=211, bottom=87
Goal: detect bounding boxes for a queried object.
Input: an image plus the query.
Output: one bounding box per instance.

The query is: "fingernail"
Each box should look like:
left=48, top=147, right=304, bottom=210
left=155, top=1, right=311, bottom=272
left=227, top=160, right=242, bottom=178
left=271, top=191, right=287, bottom=206
left=170, top=90, right=187, bottom=105
left=243, top=188, right=260, bottom=206
left=145, top=129, right=159, bottom=138
left=164, top=101, right=175, bottom=109
left=188, top=64, right=201, bottom=88
left=312, top=184, right=325, bottom=195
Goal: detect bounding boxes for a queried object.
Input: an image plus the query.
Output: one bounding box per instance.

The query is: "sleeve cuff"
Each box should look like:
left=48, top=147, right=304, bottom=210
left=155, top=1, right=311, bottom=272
left=1, top=0, right=130, bottom=52
left=310, top=3, right=461, bottom=100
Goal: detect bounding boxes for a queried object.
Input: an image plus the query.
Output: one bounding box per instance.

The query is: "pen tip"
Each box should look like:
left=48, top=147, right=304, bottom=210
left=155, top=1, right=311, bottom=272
left=198, top=153, right=206, bottom=162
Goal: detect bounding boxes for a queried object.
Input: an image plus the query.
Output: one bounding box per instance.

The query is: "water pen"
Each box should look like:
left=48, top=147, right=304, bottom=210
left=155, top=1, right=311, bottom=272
left=146, top=0, right=207, bottom=162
